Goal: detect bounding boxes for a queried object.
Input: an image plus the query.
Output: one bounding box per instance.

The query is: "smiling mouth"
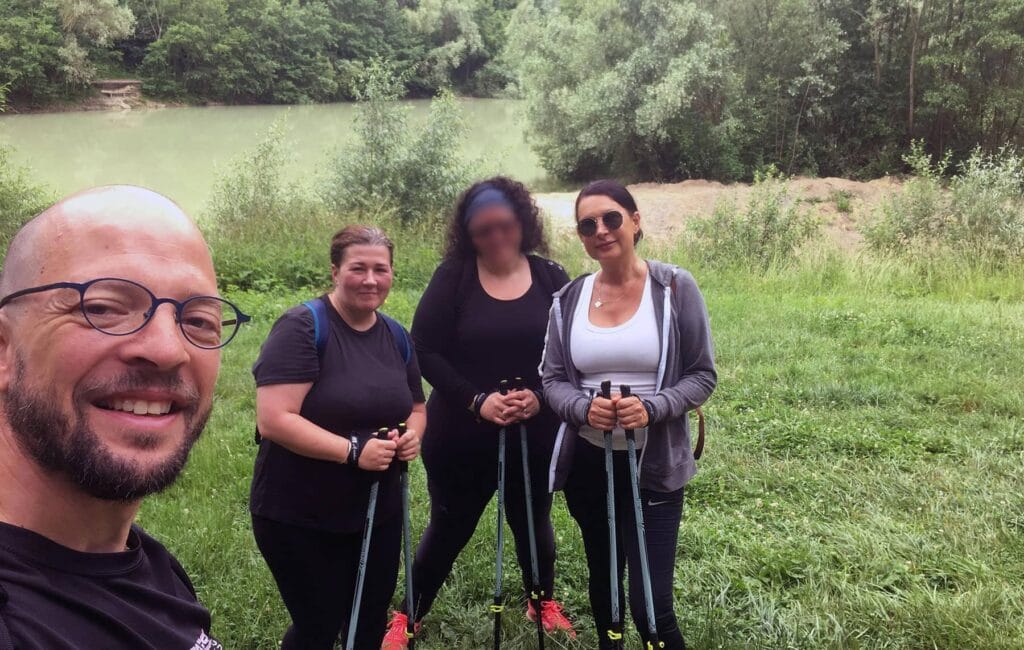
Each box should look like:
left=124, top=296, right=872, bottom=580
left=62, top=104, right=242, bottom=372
left=94, top=398, right=178, bottom=416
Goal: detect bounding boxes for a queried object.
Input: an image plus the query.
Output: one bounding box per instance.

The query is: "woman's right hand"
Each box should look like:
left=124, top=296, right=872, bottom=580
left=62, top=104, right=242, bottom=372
left=357, top=433, right=397, bottom=471
left=480, top=391, right=514, bottom=426
left=587, top=395, right=617, bottom=430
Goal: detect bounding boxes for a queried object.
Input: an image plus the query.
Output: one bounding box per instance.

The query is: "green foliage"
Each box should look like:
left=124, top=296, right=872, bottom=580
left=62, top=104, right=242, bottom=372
left=140, top=0, right=338, bottom=103
left=510, top=0, right=1024, bottom=182
left=0, top=146, right=52, bottom=259
left=506, top=0, right=735, bottom=181
left=204, top=117, right=332, bottom=291
left=321, top=62, right=471, bottom=224
left=685, top=167, right=821, bottom=270
left=0, top=1, right=68, bottom=106
left=831, top=190, right=853, bottom=214
left=865, top=141, right=1024, bottom=263
left=206, top=78, right=465, bottom=292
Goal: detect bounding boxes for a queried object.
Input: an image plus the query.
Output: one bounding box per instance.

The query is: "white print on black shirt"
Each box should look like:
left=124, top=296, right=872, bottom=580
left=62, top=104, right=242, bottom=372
left=191, top=630, right=223, bottom=650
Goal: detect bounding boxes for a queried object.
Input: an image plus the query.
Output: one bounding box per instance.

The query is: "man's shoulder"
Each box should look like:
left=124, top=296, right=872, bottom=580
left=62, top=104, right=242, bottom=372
left=0, top=523, right=216, bottom=649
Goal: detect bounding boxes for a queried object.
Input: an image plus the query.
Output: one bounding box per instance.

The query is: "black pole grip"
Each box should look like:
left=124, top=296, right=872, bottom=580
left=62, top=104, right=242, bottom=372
left=499, top=379, right=510, bottom=396
left=600, top=380, right=612, bottom=400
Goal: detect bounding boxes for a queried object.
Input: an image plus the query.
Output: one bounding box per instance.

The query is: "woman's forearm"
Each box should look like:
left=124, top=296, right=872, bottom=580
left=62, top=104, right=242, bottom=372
left=257, top=411, right=351, bottom=463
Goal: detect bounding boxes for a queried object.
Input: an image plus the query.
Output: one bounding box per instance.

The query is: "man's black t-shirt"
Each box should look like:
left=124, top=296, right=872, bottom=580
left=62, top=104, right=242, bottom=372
left=0, top=521, right=220, bottom=650
left=250, top=297, right=425, bottom=533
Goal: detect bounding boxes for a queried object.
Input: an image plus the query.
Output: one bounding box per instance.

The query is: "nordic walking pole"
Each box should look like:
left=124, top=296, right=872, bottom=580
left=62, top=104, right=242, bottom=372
left=600, top=380, right=624, bottom=649
left=346, top=427, right=390, bottom=650
left=621, top=385, right=662, bottom=649
left=492, top=380, right=510, bottom=650
left=398, top=422, right=417, bottom=649
left=514, top=377, right=545, bottom=649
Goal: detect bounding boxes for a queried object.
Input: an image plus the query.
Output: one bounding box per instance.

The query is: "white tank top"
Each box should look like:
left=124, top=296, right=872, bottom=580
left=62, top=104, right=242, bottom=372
left=570, top=273, right=659, bottom=450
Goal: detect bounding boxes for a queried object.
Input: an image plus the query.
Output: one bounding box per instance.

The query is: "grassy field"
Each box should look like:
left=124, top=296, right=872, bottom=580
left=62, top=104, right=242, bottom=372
left=138, top=237, right=1024, bottom=649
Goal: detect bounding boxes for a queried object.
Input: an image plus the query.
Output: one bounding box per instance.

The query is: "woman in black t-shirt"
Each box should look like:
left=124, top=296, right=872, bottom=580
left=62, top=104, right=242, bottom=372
left=250, top=225, right=425, bottom=650
left=382, top=177, right=574, bottom=648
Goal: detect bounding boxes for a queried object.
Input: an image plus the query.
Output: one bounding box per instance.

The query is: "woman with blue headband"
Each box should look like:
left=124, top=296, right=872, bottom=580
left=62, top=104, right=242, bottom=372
left=383, top=177, right=574, bottom=647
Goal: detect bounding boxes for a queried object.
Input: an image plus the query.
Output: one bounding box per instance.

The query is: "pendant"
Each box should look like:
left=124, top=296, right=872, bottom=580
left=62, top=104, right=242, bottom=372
left=594, top=300, right=603, bottom=308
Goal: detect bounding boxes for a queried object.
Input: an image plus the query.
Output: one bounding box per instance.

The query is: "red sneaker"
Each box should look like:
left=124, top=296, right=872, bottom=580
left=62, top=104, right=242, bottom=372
left=527, top=599, right=577, bottom=638
left=381, top=611, right=420, bottom=649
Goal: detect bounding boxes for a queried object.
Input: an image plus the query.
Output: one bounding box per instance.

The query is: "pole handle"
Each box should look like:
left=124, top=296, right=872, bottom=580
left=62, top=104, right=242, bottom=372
left=620, top=384, right=636, bottom=441
left=499, top=379, right=509, bottom=396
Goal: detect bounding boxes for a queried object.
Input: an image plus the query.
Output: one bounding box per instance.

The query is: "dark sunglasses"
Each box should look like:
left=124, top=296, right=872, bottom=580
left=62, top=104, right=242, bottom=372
left=576, top=210, right=624, bottom=237
left=469, top=219, right=519, bottom=240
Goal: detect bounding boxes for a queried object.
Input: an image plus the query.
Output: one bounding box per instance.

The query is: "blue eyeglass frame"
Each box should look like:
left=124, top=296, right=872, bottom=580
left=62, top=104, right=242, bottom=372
left=0, top=277, right=252, bottom=349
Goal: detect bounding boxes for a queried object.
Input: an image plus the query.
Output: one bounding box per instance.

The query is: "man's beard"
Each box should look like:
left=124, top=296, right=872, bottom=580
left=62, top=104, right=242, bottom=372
left=2, top=355, right=210, bottom=501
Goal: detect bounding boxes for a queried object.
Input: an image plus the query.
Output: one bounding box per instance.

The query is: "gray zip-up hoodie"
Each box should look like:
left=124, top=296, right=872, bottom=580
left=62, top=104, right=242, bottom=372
left=541, top=260, right=717, bottom=493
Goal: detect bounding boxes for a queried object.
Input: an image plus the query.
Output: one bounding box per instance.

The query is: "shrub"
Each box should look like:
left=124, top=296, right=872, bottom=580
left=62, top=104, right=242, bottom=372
left=864, top=141, right=1024, bottom=263
left=0, top=145, right=52, bottom=259
left=321, top=61, right=471, bottom=224
left=685, top=166, right=820, bottom=269
left=204, top=111, right=446, bottom=293
left=204, top=118, right=332, bottom=291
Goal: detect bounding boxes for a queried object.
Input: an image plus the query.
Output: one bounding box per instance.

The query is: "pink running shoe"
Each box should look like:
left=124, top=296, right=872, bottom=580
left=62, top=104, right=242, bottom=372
left=527, top=599, right=577, bottom=639
left=381, top=611, right=420, bottom=649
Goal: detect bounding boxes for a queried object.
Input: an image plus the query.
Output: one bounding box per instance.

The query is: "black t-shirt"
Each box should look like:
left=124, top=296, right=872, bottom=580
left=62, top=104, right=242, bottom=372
left=250, top=297, right=425, bottom=533
left=411, top=255, right=570, bottom=471
left=0, top=521, right=220, bottom=650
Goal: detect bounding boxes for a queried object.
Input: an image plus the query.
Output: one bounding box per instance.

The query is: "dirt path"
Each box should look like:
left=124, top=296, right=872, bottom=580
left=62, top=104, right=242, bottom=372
left=536, top=176, right=903, bottom=251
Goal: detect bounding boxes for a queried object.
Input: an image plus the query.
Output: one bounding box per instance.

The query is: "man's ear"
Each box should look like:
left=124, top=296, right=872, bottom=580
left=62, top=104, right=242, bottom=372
left=0, top=316, right=13, bottom=392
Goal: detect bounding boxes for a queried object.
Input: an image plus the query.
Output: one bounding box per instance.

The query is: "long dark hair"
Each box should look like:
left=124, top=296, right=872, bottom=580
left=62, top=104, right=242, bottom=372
left=575, top=179, right=644, bottom=245
left=444, top=176, right=549, bottom=260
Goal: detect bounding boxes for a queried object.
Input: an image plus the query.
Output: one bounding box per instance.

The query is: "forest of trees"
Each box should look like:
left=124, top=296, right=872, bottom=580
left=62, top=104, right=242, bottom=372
left=1, top=0, right=1021, bottom=181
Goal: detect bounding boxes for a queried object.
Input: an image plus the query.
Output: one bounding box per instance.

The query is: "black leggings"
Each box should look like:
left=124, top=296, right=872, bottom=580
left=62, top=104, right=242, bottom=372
left=403, top=426, right=556, bottom=620
left=564, top=441, right=687, bottom=650
left=252, top=514, right=401, bottom=650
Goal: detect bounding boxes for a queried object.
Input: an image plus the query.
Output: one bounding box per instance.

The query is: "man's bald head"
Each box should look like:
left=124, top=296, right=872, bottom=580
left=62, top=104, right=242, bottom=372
left=0, top=185, right=224, bottom=504
left=1, top=185, right=213, bottom=297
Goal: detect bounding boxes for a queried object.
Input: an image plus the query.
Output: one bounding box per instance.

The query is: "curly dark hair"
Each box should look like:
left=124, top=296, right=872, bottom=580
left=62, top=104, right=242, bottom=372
left=443, top=176, right=549, bottom=260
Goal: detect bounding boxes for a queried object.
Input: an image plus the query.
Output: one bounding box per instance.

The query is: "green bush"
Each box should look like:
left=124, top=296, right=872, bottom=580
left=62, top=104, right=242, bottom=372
left=204, top=118, right=332, bottom=292
left=685, top=166, right=820, bottom=269
left=864, top=142, right=1024, bottom=263
left=321, top=61, right=471, bottom=224
left=205, top=108, right=447, bottom=293
left=0, top=145, right=52, bottom=258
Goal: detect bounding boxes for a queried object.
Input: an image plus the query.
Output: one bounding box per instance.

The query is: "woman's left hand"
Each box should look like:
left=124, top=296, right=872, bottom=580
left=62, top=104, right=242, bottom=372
left=615, top=395, right=650, bottom=430
left=396, top=427, right=421, bottom=461
left=504, top=389, right=541, bottom=422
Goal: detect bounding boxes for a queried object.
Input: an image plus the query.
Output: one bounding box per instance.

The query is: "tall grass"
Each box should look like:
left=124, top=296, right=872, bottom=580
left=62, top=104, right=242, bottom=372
left=139, top=247, right=1024, bottom=649
left=864, top=142, right=1024, bottom=264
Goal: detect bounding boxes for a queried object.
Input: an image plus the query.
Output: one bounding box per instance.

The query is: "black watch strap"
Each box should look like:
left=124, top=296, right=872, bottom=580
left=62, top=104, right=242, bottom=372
left=347, top=434, right=360, bottom=465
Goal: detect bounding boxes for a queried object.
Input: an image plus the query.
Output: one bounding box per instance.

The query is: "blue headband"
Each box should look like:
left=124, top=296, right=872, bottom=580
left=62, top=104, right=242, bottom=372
left=464, top=185, right=514, bottom=225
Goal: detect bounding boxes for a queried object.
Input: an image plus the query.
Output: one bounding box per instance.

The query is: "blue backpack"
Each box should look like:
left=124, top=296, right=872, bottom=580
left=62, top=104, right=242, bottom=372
left=254, top=297, right=412, bottom=444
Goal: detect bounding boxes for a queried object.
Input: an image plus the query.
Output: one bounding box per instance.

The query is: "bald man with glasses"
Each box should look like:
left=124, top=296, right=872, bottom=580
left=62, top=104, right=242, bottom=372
left=0, top=186, right=248, bottom=649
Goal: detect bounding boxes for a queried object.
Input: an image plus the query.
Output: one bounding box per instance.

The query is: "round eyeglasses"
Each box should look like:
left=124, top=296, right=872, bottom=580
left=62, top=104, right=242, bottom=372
left=0, top=277, right=251, bottom=349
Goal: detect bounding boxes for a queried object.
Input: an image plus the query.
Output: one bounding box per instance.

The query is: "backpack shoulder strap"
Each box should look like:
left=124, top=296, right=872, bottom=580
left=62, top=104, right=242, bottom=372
left=380, top=313, right=412, bottom=365
left=302, top=298, right=329, bottom=359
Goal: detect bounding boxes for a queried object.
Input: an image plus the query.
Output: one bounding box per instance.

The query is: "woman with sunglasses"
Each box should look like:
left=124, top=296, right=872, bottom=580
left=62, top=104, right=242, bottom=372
left=250, top=225, right=425, bottom=650
left=541, top=180, right=717, bottom=649
left=383, top=177, right=574, bottom=648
